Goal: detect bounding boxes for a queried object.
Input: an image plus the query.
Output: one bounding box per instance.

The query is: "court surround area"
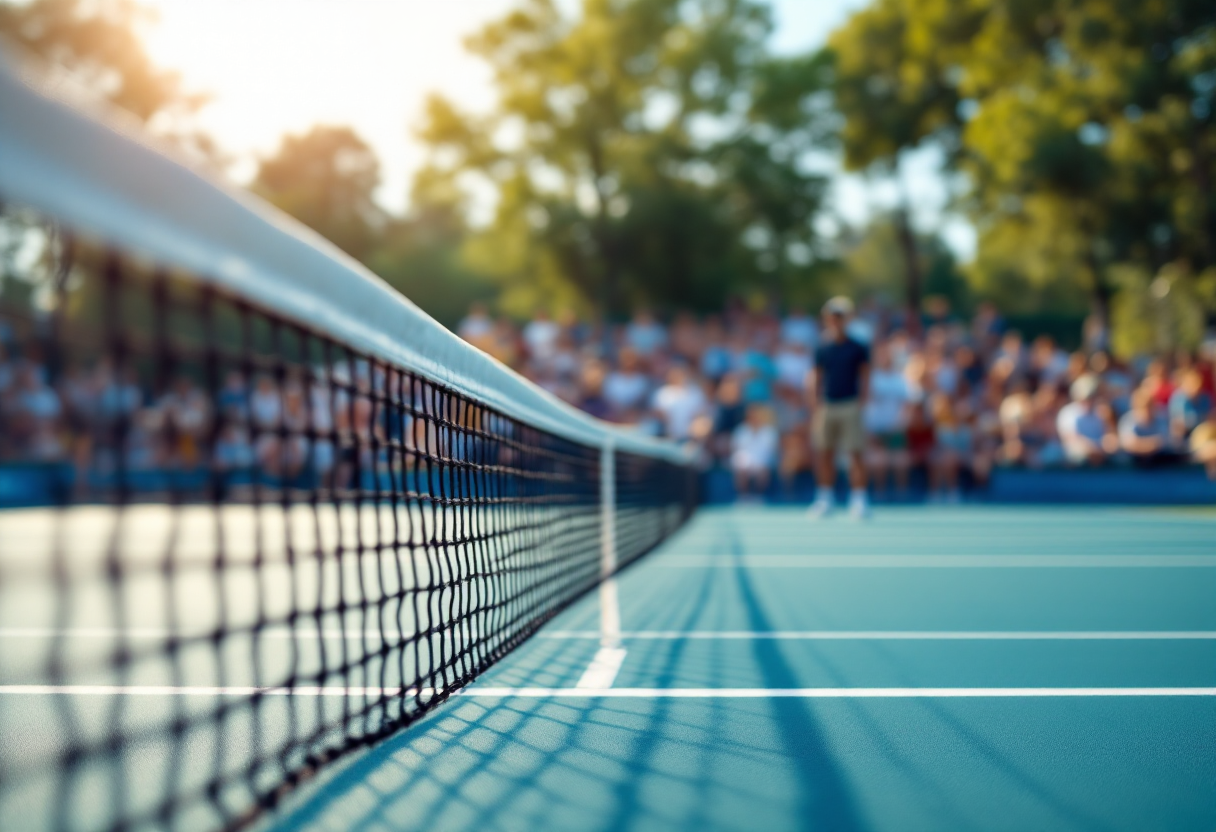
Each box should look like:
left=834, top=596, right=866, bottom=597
left=241, top=505, right=1216, bottom=832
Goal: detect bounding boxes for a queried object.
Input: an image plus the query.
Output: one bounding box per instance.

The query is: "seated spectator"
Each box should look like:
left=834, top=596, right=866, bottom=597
left=490, top=318, right=523, bottom=368
left=1141, top=358, right=1175, bottom=409
left=1030, top=335, right=1070, bottom=387
left=522, top=310, right=561, bottom=363
left=575, top=362, right=612, bottom=421
left=669, top=312, right=703, bottom=362
left=651, top=365, right=708, bottom=442
left=740, top=341, right=777, bottom=403
left=864, top=342, right=911, bottom=498
left=905, top=401, right=936, bottom=479
left=773, top=337, right=812, bottom=393
left=457, top=302, right=495, bottom=344
left=602, top=349, right=651, bottom=420
left=780, top=306, right=818, bottom=351
left=3, top=361, right=64, bottom=461
left=711, top=374, right=746, bottom=461
left=159, top=376, right=212, bottom=468
left=1090, top=351, right=1134, bottom=415
left=1169, top=368, right=1211, bottom=441
left=929, top=394, right=971, bottom=503
left=1188, top=408, right=1216, bottom=479
left=1057, top=374, right=1117, bottom=465
left=731, top=404, right=778, bottom=501
left=625, top=309, right=667, bottom=356
left=1119, top=390, right=1183, bottom=468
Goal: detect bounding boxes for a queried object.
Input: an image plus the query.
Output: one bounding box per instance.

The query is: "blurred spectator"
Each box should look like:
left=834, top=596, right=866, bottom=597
left=522, top=310, right=561, bottom=363
left=1057, top=375, right=1117, bottom=465
left=1169, top=368, right=1211, bottom=441
left=576, top=362, right=612, bottom=421
left=1119, top=390, right=1179, bottom=468
left=457, top=302, right=494, bottom=343
left=3, top=362, right=63, bottom=461
left=159, top=377, right=211, bottom=468
left=626, top=309, right=667, bottom=356
left=1189, top=408, right=1216, bottom=479
left=864, top=341, right=911, bottom=499
left=781, top=306, right=818, bottom=351
left=652, top=365, right=709, bottom=442
left=929, top=394, right=970, bottom=503
left=905, top=401, right=936, bottom=477
left=731, top=404, right=778, bottom=500
left=774, top=337, right=812, bottom=393
left=603, top=348, right=650, bottom=419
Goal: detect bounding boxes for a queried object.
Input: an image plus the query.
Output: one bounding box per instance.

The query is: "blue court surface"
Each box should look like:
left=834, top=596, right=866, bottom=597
left=262, top=506, right=1216, bottom=832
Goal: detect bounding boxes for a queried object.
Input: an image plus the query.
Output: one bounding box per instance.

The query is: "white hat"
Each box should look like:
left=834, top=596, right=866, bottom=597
left=822, top=296, right=854, bottom=317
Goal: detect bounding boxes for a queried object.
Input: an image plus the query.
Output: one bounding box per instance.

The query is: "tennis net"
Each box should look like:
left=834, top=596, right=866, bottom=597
left=0, top=60, right=696, bottom=831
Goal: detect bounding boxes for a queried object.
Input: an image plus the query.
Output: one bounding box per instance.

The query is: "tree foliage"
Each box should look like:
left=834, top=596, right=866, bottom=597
left=827, top=0, right=1216, bottom=353
left=414, top=0, right=837, bottom=316
left=0, top=0, right=199, bottom=122
left=252, top=126, right=385, bottom=262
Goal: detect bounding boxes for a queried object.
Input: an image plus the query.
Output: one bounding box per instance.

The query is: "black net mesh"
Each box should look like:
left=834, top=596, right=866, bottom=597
left=0, top=207, right=696, bottom=831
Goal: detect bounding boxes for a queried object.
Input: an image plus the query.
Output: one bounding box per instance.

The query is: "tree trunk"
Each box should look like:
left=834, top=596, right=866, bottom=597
left=1086, top=251, right=1113, bottom=352
left=894, top=206, right=922, bottom=338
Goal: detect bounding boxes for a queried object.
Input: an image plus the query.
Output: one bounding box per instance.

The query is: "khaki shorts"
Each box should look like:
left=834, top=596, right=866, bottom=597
left=813, top=400, right=864, bottom=453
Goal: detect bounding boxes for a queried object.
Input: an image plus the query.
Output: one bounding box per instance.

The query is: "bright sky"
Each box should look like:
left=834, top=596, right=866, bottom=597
left=141, top=0, right=971, bottom=256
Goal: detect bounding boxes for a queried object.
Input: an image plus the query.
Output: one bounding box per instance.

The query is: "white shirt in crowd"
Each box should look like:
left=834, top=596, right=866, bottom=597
left=774, top=343, right=812, bottom=391
left=523, top=317, right=561, bottom=360
left=602, top=370, right=651, bottom=413
left=457, top=312, right=493, bottom=342
left=730, top=423, right=778, bottom=472
left=780, top=314, right=818, bottom=350
left=652, top=381, right=707, bottom=441
left=626, top=321, right=668, bottom=356
left=864, top=368, right=910, bottom=435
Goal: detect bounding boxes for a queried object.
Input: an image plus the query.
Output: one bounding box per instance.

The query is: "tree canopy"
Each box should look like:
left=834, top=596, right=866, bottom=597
left=413, top=0, right=837, bottom=316
left=827, top=0, right=1216, bottom=352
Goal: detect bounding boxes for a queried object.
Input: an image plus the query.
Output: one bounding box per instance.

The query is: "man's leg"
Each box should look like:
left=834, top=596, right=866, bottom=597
left=809, top=408, right=836, bottom=515
left=849, top=450, right=866, bottom=490
left=845, top=405, right=870, bottom=518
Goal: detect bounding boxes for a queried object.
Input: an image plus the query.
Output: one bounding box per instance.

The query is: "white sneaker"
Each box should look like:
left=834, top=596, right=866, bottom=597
left=848, top=494, right=871, bottom=520
left=808, top=499, right=834, bottom=519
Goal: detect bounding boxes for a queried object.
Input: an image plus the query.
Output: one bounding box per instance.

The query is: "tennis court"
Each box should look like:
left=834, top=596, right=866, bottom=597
left=3, top=57, right=1215, bottom=832
left=259, top=506, right=1216, bottom=832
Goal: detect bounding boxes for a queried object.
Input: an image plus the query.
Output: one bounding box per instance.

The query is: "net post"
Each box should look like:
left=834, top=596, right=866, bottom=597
left=598, top=441, right=621, bottom=650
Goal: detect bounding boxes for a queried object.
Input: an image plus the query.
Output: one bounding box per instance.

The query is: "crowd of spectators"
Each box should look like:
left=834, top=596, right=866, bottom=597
left=0, top=325, right=384, bottom=491
left=457, top=299, right=1216, bottom=500
left=2, top=300, right=1215, bottom=502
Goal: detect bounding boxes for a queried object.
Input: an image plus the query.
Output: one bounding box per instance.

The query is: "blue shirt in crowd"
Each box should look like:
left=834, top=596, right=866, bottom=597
left=815, top=337, right=870, bottom=403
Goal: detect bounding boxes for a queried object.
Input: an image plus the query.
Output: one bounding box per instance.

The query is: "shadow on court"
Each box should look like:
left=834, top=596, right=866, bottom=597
left=265, top=552, right=864, bottom=832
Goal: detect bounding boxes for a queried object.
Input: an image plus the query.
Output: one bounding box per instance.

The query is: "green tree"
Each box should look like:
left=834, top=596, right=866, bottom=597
left=0, top=0, right=202, bottom=122
left=253, top=126, right=385, bottom=262
left=414, top=0, right=835, bottom=316
left=828, top=0, right=1216, bottom=353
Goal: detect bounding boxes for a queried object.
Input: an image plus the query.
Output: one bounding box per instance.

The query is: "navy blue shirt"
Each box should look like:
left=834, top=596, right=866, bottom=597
left=815, top=337, right=869, bottom=402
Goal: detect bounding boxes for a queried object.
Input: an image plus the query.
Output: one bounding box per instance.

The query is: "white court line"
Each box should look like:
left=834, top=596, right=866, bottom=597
left=541, top=631, right=1216, bottom=640
left=0, top=685, right=430, bottom=697
left=4, top=685, right=1215, bottom=698
left=0, top=628, right=410, bottom=640
left=654, top=555, right=1216, bottom=568
left=465, top=687, right=1216, bottom=698
left=6, top=629, right=1215, bottom=641
left=576, top=647, right=628, bottom=689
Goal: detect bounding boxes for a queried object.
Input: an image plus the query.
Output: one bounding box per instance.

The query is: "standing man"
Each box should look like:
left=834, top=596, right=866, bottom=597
left=809, top=297, right=871, bottom=518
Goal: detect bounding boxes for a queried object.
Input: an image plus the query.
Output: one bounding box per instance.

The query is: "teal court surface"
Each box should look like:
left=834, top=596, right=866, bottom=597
left=260, top=506, right=1216, bottom=832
